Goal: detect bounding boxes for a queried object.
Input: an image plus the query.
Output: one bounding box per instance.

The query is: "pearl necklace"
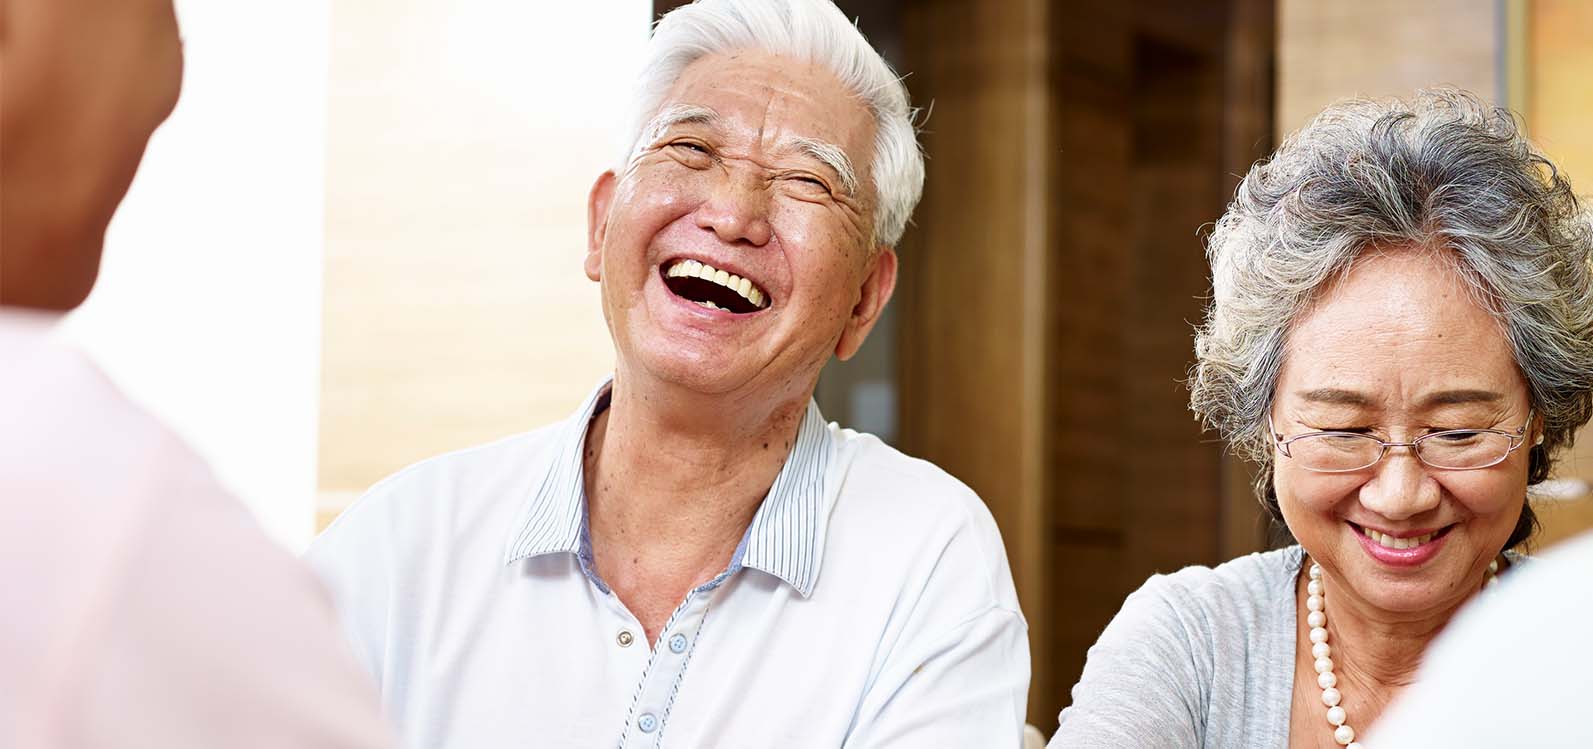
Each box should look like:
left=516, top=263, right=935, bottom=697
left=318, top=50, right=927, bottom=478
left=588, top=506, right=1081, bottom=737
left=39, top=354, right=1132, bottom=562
left=1304, top=558, right=1498, bottom=747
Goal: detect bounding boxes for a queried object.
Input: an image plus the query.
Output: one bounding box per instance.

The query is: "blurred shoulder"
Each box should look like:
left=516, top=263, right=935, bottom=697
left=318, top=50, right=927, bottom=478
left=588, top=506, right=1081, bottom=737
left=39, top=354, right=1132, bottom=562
left=0, top=315, right=213, bottom=506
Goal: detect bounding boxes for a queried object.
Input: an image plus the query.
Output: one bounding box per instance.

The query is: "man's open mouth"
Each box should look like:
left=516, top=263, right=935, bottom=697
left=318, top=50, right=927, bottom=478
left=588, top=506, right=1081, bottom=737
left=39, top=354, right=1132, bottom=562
left=662, top=259, right=770, bottom=314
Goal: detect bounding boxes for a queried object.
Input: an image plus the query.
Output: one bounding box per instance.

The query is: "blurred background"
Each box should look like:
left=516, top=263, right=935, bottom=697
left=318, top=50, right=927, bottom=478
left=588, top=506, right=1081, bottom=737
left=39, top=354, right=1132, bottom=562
left=67, top=0, right=1592, bottom=732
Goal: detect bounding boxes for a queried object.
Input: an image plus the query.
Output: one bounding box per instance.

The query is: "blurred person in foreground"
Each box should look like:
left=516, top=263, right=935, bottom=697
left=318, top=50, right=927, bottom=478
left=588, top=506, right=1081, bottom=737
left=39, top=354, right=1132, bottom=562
left=0, top=0, right=393, bottom=746
left=1050, top=89, right=1593, bottom=748
left=306, top=0, right=1029, bottom=745
left=1365, top=528, right=1593, bottom=747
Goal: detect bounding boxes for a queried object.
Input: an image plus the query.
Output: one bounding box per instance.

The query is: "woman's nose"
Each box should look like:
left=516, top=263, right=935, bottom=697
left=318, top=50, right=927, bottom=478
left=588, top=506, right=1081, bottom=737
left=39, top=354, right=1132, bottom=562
left=1357, top=449, right=1442, bottom=520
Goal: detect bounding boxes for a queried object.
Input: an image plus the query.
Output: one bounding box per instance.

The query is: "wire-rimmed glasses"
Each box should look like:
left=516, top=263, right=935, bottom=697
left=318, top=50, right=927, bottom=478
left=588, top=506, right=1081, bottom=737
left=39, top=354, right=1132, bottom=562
left=1269, top=411, right=1532, bottom=473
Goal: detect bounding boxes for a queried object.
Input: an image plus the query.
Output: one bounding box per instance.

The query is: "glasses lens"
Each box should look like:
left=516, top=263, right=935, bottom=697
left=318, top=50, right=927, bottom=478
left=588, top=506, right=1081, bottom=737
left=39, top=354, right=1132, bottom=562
left=1289, top=433, right=1382, bottom=472
left=1416, top=430, right=1514, bottom=469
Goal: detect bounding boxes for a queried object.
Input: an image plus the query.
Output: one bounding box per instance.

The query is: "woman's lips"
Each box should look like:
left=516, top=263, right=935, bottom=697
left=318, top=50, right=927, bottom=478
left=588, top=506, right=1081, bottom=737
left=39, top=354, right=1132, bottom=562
left=1350, top=522, right=1453, bottom=567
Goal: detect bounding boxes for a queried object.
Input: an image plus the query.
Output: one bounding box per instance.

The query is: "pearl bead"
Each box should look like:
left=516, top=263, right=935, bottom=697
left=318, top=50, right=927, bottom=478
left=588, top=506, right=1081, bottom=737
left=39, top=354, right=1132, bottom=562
left=1488, top=558, right=1499, bottom=574
left=1302, top=557, right=1385, bottom=749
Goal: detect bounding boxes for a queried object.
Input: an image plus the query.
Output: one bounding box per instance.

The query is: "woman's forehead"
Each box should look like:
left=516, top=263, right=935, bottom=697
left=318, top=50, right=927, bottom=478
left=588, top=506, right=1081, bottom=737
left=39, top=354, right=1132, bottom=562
left=1278, top=251, right=1524, bottom=403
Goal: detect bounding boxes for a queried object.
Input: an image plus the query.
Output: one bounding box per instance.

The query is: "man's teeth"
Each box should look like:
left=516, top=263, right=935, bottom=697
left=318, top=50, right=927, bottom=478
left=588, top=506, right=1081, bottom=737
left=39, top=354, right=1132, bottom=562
left=1362, top=527, right=1436, bottom=550
left=665, top=259, right=768, bottom=308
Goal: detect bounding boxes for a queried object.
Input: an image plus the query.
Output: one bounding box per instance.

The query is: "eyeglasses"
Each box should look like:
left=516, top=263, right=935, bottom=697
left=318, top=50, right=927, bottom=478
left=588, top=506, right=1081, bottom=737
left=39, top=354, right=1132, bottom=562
left=1269, top=411, right=1532, bottom=473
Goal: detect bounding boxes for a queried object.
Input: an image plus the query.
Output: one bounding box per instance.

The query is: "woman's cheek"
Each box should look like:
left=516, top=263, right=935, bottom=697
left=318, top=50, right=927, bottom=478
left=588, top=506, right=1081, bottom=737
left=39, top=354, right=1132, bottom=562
left=1439, top=472, right=1521, bottom=515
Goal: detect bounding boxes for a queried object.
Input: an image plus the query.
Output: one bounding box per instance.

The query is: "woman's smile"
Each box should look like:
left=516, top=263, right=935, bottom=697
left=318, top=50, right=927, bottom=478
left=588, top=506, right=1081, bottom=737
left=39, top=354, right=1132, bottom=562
left=1347, top=521, right=1454, bottom=566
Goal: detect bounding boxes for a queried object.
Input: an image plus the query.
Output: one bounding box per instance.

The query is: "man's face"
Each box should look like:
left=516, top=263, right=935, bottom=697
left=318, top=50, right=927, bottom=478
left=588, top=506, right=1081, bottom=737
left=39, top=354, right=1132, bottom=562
left=0, top=0, right=183, bottom=310
left=586, top=50, right=895, bottom=402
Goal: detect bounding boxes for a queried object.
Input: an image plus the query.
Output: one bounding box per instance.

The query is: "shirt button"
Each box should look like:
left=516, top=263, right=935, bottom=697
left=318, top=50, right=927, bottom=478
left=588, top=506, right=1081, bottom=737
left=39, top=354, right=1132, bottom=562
left=638, top=713, right=658, bottom=733
left=616, top=630, right=635, bottom=648
left=668, top=633, right=688, bottom=654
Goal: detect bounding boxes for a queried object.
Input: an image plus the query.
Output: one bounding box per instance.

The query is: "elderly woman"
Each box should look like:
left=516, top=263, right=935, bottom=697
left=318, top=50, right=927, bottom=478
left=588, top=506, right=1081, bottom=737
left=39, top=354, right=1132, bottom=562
left=1049, top=88, right=1593, bottom=748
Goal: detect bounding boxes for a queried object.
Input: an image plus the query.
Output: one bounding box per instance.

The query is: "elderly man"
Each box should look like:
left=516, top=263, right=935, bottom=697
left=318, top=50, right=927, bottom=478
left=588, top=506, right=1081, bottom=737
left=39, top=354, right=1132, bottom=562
left=306, top=0, right=1030, bottom=746
left=1, top=0, right=392, bottom=746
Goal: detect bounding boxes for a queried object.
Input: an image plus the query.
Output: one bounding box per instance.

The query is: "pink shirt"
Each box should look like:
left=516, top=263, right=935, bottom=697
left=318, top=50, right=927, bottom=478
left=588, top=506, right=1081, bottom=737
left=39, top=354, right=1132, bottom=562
left=0, top=310, right=394, bottom=749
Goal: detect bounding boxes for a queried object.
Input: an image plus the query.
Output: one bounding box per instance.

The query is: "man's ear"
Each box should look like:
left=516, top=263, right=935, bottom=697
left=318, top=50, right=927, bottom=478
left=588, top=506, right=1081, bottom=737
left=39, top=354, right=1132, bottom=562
left=585, top=170, right=617, bottom=282
left=834, top=245, right=898, bottom=361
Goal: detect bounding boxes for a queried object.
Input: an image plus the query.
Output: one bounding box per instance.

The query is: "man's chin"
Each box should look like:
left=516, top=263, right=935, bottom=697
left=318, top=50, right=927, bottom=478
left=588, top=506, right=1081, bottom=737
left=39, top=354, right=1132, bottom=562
left=626, top=348, right=757, bottom=397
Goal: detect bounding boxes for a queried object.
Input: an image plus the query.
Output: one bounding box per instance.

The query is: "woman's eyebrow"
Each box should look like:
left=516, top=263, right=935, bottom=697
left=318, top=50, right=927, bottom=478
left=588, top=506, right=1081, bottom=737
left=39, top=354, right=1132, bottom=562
left=1296, top=388, right=1374, bottom=406
left=1417, top=389, right=1503, bottom=407
left=1293, top=388, right=1505, bottom=409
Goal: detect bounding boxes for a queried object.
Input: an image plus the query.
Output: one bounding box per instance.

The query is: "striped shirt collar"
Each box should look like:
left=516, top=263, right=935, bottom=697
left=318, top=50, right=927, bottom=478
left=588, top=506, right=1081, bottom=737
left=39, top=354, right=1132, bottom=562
left=503, top=378, right=833, bottom=598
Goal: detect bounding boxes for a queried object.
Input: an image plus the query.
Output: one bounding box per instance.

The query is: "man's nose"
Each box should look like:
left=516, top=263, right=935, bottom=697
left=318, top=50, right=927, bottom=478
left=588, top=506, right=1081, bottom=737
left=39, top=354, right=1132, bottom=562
left=1358, top=448, right=1441, bottom=520
left=694, top=167, right=773, bottom=247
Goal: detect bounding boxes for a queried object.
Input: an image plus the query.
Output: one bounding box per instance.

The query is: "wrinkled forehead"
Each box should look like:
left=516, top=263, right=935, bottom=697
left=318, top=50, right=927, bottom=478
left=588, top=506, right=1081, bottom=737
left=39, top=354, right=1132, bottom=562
left=1276, top=249, right=1526, bottom=405
left=654, top=51, right=877, bottom=177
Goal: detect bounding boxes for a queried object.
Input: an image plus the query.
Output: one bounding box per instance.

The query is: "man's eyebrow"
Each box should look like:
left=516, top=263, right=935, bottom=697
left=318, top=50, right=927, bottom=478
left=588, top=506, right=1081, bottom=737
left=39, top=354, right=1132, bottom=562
left=635, top=104, right=720, bottom=152
left=789, top=136, right=858, bottom=198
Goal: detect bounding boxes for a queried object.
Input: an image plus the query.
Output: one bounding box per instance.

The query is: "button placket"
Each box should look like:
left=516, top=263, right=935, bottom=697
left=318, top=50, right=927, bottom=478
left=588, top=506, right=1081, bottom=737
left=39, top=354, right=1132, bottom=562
left=618, top=591, right=711, bottom=747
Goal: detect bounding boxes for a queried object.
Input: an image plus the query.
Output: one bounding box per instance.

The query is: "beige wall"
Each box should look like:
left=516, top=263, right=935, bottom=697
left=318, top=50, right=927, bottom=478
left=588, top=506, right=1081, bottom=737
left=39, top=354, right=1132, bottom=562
left=317, top=1, right=649, bottom=526
left=1277, top=0, right=1498, bottom=135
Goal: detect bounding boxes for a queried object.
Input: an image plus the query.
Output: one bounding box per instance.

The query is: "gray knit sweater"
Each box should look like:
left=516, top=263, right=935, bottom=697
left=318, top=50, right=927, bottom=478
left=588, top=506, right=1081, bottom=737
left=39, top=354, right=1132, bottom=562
left=1048, top=546, right=1305, bottom=748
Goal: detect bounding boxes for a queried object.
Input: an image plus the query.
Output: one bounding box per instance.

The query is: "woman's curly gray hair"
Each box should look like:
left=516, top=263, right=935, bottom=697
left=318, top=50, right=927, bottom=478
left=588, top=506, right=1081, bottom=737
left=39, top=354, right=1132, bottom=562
left=1190, top=88, right=1593, bottom=549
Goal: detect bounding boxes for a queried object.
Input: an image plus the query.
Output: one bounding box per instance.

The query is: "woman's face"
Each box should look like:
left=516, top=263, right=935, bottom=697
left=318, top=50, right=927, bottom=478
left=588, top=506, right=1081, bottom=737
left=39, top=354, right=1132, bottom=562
left=1271, top=248, right=1534, bottom=616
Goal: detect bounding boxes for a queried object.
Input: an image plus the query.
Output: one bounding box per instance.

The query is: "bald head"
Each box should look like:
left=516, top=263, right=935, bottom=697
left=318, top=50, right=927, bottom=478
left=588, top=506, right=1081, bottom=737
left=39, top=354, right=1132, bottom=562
left=1, top=0, right=183, bottom=310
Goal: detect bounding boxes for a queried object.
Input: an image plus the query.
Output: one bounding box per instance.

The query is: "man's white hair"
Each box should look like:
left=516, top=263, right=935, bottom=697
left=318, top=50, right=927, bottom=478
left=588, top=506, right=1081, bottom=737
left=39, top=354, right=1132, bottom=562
left=620, top=0, right=924, bottom=247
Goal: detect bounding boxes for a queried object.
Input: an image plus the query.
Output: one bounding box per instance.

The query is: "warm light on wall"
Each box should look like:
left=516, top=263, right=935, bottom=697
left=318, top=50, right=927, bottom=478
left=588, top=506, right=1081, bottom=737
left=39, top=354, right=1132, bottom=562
left=62, top=0, right=651, bottom=550
left=314, top=0, right=650, bottom=531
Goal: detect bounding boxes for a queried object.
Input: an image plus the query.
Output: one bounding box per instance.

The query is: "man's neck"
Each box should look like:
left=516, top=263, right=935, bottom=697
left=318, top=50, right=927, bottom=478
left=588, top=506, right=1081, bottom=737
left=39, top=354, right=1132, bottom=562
left=582, top=375, right=811, bottom=641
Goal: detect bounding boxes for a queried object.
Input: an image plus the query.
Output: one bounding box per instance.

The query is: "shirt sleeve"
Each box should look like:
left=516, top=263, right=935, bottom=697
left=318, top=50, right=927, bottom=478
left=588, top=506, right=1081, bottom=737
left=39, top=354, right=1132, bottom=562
left=842, top=607, right=1030, bottom=749
left=1048, top=577, right=1205, bottom=748
left=60, top=464, right=396, bottom=749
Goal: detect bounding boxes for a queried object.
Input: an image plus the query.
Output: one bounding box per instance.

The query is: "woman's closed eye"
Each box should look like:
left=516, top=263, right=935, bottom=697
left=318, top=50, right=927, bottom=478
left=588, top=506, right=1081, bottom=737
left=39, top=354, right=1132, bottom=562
left=1307, top=425, right=1375, bottom=435
left=1428, top=429, right=1486, bottom=443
